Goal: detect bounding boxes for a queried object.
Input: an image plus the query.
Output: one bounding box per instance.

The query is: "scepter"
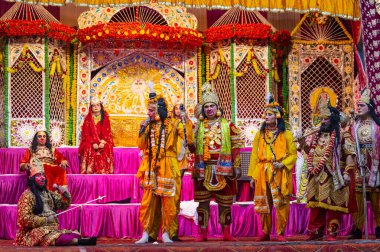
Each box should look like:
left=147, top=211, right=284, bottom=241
left=179, top=104, right=188, bottom=148
left=55, top=195, right=106, bottom=216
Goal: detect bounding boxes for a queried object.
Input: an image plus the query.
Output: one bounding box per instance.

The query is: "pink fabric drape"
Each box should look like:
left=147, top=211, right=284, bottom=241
left=1, top=203, right=377, bottom=239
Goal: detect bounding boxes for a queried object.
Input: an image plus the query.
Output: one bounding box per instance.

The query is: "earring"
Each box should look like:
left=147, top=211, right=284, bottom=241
left=199, top=114, right=204, bottom=121
left=216, top=110, right=221, bottom=117
left=155, top=114, right=160, bottom=121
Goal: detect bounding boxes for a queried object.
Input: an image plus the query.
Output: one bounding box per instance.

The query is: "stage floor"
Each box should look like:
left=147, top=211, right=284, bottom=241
left=1, top=236, right=380, bottom=251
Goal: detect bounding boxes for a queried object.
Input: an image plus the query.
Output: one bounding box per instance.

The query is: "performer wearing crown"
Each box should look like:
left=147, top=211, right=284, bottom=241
left=349, top=88, right=380, bottom=239
left=193, top=83, right=244, bottom=242
left=298, top=93, right=356, bottom=241
left=135, top=83, right=195, bottom=243
left=20, top=130, right=68, bottom=191
left=248, top=94, right=297, bottom=241
left=16, top=158, right=97, bottom=246
left=79, top=96, right=114, bottom=174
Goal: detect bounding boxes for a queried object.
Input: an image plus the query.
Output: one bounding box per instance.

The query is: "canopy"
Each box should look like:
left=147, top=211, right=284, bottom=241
left=7, top=0, right=360, bottom=20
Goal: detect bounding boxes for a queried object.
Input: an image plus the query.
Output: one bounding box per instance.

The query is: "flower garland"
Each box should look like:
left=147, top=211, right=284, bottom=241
left=203, top=119, right=211, bottom=161
left=50, top=50, right=64, bottom=78
left=71, top=45, right=77, bottom=145
left=65, top=46, right=71, bottom=145
left=4, top=39, right=9, bottom=146
left=77, top=22, right=203, bottom=47
left=0, top=20, right=76, bottom=43
left=205, top=49, right=211, bottom=82
left=230, top=42, right=236, bottom=123
left=197, top=46, right=202, bottom=100
left=234, top=47, right=268, bottom=78
left=210, top=47, right=230, bottom=80
left=44, top=38, right=50, bottom=133
left=150, top=119, right=169, bottom=169
left=7, top=44, right=44, bottom=73
left=307, top=131, right=336, bottom=175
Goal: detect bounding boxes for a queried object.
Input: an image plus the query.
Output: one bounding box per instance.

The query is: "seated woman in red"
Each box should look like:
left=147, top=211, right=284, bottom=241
left=79, top=97, right=114, bottom=174
left=20, top=130, right=68, bottom=191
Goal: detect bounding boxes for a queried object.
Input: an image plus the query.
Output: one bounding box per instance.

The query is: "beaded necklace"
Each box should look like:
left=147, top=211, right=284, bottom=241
left=307, top=131, right=336, bottom=175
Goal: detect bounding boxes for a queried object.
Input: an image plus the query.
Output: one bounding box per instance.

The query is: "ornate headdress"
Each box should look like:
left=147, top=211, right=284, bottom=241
left=263, top=93, right=283, bottom=119
left=147, top=81, right=165, bottom=106
left=29, top=157, right=44, bottom=177
left=90, top=96, right=101, bottom=106
left=358, top=88, right=371, bottom=105
left=201, top=82, right=219, bottom=106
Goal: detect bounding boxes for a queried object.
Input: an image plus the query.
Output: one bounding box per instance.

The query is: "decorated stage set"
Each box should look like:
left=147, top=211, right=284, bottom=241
left=0, top=2, right=376, bottom=243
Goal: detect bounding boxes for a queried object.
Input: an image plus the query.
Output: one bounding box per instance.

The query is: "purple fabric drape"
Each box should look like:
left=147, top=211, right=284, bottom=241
left=0, top=147, right=141, bottom=174
left=359, top=0, right=380, bottom=113
left=2, top=203, right=377, bottom=239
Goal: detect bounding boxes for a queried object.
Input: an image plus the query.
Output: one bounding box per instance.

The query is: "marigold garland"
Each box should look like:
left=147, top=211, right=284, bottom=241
left=4, top=39, right=9, bottom=146
left=7, top=44, right=44, bottom=73
left=234, top=48, right=268, bottom=78
left=0, top=20, right=76, bottom=43
left=65, top=46, right=71, bottom=145
left=197, top=47, right=202, bottom=100
left=150, top=119, right=169, bottom=169
left=203, top=119, right=211, bottom=161
left=307, top=131, right=336, bottom=175
left=78, top=22, right=202, bottom=47
left=44, top=38, right=50, bottom=133
left=71, top=45, right=77, bottom=145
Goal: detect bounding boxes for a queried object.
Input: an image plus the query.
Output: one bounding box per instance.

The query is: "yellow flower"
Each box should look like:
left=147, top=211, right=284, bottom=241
left=140, top=29, right=145, bottom=35
left=132, top=30, right=137, bottom=35
left=153, top=33, right=157, bottom=37
left=124, top=31, right=128, bottom=36
left=98, top=32, right=102, bottom=37
left=345, top=66, right=352, bottom=74
left=160, top=34, right=165, bottom=39
left=105, top=30, right=109, bottom=34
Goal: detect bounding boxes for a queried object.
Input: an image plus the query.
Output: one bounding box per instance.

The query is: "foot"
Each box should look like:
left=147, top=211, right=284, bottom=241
left=258, top=234, right=270, bottom=241
left=376, top=227, right=380, bottom=239
left=148, top=236, right=157, bottom=243
left=135, top=231, right=149, bottom=244
left=277, top=234, right=287, bottom=242
left=195, top=228, right=208, bottom=242
left=171, top=235, right=181, bottom=242
left=347, top=229, right=362, bottom=240
left=326, top=235, right=337, bottom=241
left=222, top=225, right=236, bottom=241
left=162, top=232, right=173, bottom=243
left=306, top=233, right=323, bottom=241
left=78, top=237, right=97, bottom=246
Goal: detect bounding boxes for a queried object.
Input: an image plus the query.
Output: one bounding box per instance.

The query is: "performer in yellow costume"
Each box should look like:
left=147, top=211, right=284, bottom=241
left=248, top=94, right=297, bottom=241
left=349, top=88, right=380, bottom=239
left=135, top=85, right=194, bottom=244
left=193, top=83, right=244, bottom=242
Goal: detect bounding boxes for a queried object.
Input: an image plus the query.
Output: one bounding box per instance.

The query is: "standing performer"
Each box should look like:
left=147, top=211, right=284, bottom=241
left=298, top=97, right=356, bottom=241
left=193, top=83, right=244, bottom=242
left=349, top=88, right=380, bottom=239
left=135, top=86, right=194, bottom=244
left=16, top=158, right=97, bottom=246
left=248, top=94, right=297, bottom=241
left=79, top=97, right=114, bottom=174
left=20, top=131, right=68, bottom=191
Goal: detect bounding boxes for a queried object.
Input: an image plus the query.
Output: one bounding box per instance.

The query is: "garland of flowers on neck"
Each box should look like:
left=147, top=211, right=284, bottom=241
left=148, top=118, right=170, bottom=176
left=203, top=118, right=211, bottom=161
left=307, top=131, right=336, bottom=175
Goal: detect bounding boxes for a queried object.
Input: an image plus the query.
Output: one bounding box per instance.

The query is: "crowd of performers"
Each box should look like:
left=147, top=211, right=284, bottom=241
left=14, top=82, right=380, bottom=246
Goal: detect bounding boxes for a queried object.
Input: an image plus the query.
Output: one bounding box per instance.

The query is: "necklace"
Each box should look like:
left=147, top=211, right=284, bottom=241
left=307, top=131, right=336, bottom=175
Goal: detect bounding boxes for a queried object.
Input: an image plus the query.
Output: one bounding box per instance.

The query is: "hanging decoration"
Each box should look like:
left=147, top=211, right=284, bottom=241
left=77, top=22, right=202, bottom=47
left=50, top=49, right=65, bottom=78
left=7, top=44, right=44, bottom=73
left=233, top=48, right=269, bottom=78
left=0, top=20, right=76, bottom=43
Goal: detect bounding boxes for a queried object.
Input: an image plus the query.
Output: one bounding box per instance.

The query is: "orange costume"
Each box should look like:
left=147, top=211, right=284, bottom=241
left=20, top=147, right=67, bottom=191
left=248, top=95, right=296, bottom=240
left=136, top=89, right=194, bottom=243
left=78, top=100, right=114, bottom=174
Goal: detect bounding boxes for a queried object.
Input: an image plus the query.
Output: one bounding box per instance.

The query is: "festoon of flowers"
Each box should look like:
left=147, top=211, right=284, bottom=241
left=307, top=131, right=336, bottom=175
left=234, top=47, right=269, bottom=78
left=7, top=44, right=43, bottom=73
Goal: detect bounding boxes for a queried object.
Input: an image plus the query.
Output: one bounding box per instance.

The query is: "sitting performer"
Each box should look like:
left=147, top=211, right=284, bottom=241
left=135, top=85, right=194, bottom=244
left=20, top=131, right=68, bottom=191
left=298, top=96, right=356, bottom=241
left=349, top=88, right=380, bottom=239
left=15, top=158, right=97, bottom=246
left=248, top=94, right=297, bottom=241
left=193, top=83, right=244, bottom=242
left=79, top=97, right=114, bottom=174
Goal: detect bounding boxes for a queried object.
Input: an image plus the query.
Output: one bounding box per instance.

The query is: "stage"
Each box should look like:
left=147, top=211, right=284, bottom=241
left=0, top=147, right=379, bottom=250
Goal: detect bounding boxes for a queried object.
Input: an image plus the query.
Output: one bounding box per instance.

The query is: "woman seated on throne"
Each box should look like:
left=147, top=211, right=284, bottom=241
left=79, top=97, right=114, bottom=174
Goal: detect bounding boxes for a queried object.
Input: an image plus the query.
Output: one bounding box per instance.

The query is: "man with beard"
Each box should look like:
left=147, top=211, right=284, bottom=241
left=20, top=131, right=68, bottom=191
left=193, top=83, right=244, bottom=242
left=298, top=96, right=356, bottom=241
left=248, top=94, right=297, bottom=241
left=135, top=85, right=194, bottom=244
left=15, top=158, right=97, bottom=246
left=349, top=88, right=380, bottom=239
